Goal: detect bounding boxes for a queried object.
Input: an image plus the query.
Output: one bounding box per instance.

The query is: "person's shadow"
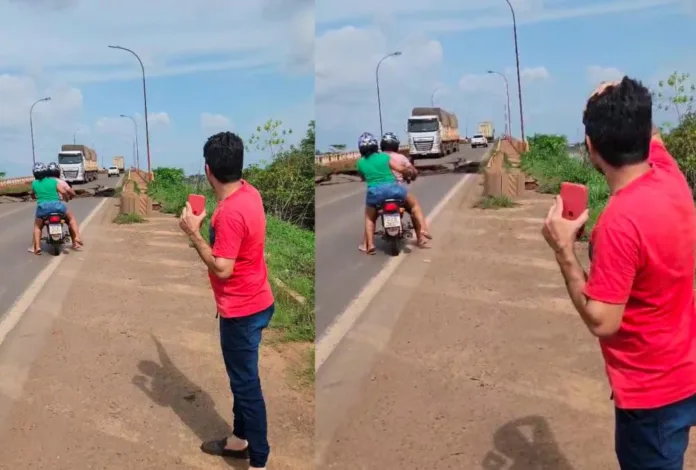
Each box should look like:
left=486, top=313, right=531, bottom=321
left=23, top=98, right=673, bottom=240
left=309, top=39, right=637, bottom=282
left=482, top=416, right=574, bottom=470
left=132, top=334, right=246, bottom=469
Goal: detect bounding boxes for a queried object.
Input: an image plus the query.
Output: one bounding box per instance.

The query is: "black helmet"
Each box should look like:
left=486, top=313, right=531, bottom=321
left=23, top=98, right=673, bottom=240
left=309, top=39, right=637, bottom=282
left=358, top=132, right=379, bottom=157
left=47, top=162, right=60, bottom=178
left=380, top=132, right=400, bottom=152
left=32, top=162, right=47, bottom=180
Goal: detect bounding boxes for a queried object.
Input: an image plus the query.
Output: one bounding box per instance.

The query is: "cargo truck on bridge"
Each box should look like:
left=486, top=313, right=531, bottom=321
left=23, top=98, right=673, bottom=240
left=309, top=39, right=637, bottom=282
left=477, top=121, right=495, bottom=141
left=58, top=144, right=98, bottom=184
left=112, top=156, right=125, bottom=173
left=407, top=107, right=460, bottom=159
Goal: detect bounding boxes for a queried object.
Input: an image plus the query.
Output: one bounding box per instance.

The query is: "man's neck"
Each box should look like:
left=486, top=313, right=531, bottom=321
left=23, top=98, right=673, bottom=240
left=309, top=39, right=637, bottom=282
left=214, top=180, right=243, bottom=201
left=605, top=162, right=651, bottom=194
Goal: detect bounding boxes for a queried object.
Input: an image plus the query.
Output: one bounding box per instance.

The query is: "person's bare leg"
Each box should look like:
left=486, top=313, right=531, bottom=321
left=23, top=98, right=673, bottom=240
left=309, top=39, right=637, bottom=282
left=406, top=192, right=431, bottom=245
left=404, top=193, right=423, bottom=243
left=364, top=207, right=377, bottom=254
left=32, top=218, right=42, bottom=254
left=65, top=211, right=82, bottom=248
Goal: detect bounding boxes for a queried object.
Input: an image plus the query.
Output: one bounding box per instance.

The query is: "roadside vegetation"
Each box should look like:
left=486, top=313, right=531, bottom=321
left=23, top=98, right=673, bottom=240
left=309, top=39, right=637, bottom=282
left=113, top=212, right=146, bottom=224
left=146, top=120, right=315, bottom=345
left=522, top=72, right=696, bottom=235
left=476, top=194, right=518, bottom=210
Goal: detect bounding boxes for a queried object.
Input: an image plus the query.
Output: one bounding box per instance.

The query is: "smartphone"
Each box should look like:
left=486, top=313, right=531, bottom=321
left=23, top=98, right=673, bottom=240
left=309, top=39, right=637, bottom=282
left=560, top=182, right=588, bottom=238
left=188, top=194, right=206, bottom=216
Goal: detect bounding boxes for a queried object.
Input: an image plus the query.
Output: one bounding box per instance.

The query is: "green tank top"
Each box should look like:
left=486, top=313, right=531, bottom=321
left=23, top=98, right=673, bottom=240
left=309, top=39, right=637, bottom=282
left=356, top=152, right=396, bottom=187
left=32, top=178, right=60, bottom=203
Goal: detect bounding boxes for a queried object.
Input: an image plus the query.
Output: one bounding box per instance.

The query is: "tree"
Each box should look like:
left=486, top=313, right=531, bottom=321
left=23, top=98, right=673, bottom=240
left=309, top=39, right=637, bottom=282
left=656, top=72, right=695, bottom=129
left=329, top=144, right=346, bottom=152
left=245, top=119, right=293, bottom=159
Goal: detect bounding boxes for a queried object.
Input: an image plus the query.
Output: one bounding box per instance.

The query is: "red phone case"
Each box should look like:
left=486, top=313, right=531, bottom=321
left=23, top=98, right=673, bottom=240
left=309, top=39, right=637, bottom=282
left=188, top=194, right=205, bottom=216
left=560, top=182, right=588, bottom=220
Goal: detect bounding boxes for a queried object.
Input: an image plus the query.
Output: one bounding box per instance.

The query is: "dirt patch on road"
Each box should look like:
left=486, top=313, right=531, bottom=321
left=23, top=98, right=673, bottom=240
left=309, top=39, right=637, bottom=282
left=318, top=182, right=696, bottom=469
left=0, top=202, right=313, bottom=469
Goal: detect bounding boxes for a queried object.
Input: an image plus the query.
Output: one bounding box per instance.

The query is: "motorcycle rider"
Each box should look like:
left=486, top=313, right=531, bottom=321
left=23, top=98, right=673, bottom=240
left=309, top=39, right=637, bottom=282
left=46, top=161, right=83, bottom=249
left=29, top=162, right=71, bottom=254
left=355, top=132, right=422, bottom=255
left=379, top=132, right=432, bottom=241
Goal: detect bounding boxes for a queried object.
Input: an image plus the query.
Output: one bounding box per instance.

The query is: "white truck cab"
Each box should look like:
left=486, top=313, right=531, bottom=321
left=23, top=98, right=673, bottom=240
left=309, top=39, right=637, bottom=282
left=408, top=115, right=442, bottom=157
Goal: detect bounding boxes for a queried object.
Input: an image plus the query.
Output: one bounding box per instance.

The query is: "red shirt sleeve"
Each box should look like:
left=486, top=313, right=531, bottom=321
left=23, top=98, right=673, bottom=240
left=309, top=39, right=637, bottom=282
left=584, top=221, right=640, bottom=305
left=212, top=210, right=246, bottom=260
left=649, top=137, right=679, bottom=173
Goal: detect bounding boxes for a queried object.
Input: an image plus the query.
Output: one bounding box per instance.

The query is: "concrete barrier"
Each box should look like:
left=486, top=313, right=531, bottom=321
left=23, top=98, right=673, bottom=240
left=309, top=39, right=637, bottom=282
left=0, top=176, right=34, bottom=188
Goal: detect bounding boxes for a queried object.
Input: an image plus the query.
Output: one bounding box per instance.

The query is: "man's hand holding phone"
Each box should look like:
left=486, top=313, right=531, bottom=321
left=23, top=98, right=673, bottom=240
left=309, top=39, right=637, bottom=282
left=542, top=183, right=589, bottom=254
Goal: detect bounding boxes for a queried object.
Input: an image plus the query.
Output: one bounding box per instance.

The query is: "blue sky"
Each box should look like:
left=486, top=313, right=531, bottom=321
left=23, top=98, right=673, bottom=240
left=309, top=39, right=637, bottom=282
left=316, top=0, right=696, bottom=151
left=0, top=0, right=313, bottom=177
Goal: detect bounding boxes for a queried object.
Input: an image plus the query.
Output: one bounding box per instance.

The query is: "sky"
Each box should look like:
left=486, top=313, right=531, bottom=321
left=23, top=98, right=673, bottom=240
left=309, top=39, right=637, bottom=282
left=0, top=0, right=314, bottom=177
left=315, top=0, right=696, bottom=152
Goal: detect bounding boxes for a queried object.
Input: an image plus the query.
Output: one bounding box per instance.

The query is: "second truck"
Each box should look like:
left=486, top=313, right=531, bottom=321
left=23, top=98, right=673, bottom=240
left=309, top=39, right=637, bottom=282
left=58, top=144, right=98, bottom=184
left=407, top=107, right=460, bottom=159
left=112, top=156, right=125, bottom=173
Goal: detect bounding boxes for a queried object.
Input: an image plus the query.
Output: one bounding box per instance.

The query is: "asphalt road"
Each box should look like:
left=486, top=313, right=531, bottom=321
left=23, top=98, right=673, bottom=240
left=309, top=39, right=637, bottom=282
left=315, top=146, right=488, bottom=338
left=0, top=174, right=121, bottom=318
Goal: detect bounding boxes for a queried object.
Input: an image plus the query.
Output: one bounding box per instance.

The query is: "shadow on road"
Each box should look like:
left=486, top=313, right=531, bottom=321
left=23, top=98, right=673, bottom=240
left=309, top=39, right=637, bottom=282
left=132, top=335, right=247, bottom=469
left=481, top=416, right=573, bottom=470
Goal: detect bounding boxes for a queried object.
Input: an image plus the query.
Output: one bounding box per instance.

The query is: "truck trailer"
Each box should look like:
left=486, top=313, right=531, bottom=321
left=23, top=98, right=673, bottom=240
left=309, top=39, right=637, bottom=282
left=477, top=121, right=495, bottom=141
left=58, top=144, right=98, bottom=184
left=112, top=156, right=125, bottom=173
left=407, top=107, right=460, bottom=159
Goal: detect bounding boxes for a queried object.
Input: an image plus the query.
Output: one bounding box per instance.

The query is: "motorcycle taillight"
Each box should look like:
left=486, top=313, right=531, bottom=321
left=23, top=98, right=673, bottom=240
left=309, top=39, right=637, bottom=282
left=383, top=202, right=399, bottom=212
left=48, top=215, right=61, bottom=223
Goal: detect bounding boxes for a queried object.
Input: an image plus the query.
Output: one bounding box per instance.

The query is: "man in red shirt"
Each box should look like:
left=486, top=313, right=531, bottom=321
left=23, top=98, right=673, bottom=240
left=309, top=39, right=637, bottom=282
left=179, top=132, right=274, bottom=469
left=542, top=77, right=696, bottom=469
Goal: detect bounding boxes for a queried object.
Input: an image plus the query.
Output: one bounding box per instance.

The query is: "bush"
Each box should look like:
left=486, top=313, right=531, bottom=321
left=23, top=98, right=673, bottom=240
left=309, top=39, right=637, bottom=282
left=522, top=134, right=609, bottom=233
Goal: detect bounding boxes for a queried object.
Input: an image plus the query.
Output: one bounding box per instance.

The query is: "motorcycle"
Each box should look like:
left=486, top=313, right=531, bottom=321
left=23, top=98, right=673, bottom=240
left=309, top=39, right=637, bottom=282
left=42, top=213, right=70, bottom=256
left=377, top=199, right=413, bottom=256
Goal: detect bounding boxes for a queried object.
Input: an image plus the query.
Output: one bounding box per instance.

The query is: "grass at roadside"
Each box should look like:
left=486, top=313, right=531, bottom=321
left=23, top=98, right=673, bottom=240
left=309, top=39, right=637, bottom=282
left=476, top=195, right=517, bottom=210
left=148, top=176, right=315, bottom=343
left=521, top=134, right=609, bottom=234
left=113, top=212, right=146, bottom=224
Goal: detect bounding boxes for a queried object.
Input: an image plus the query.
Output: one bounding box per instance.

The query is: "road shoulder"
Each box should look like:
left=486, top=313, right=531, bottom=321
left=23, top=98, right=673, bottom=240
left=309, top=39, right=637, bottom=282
left=0, top=200, right=312, bottom=470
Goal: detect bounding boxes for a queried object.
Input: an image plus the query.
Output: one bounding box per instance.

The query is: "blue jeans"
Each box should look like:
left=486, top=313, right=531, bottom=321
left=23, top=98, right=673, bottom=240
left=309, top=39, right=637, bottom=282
left=36, top=201, right=66, bottom=219
left=365, top=182, right=407, bottom=208
left=615, top=392, right=696, bottom=469
left=220, top=304, right=274, bottom=468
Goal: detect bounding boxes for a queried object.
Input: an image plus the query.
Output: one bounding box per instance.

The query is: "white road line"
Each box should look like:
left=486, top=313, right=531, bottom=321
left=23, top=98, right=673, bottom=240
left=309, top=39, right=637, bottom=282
left=0, top=196, right=111, bottom=346
left=315, top=144, right=498, bottom=371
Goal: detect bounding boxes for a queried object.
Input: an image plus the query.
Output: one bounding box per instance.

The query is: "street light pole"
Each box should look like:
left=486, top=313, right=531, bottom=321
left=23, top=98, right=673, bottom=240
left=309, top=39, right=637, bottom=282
left=431, top=86, right=445, bottom=107
left=375, top=51, right=402, bottom=136
left=30, top=97, right=51, bottom=165
left=120, top=114, right=140, bottom=172
left=109, top=45, right=152, bottom=180
left=487, top=70, right=512, bottom=138
left=73, top=127, right=83, bottom=145
left=503, top=0, right=525, bottom=142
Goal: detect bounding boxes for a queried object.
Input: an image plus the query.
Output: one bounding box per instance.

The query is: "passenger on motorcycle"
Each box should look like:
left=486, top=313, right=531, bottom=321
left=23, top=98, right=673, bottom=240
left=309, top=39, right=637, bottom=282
left=29, top=162, right=71, bottom=254
left=355, top=132, right=415, bottom=255
left=47, top=162, right=83, bottom=249
left=379, top=132, right=432, bottom=241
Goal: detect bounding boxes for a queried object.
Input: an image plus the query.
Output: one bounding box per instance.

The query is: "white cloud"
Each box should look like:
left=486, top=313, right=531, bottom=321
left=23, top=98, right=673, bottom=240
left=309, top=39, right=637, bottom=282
left=0, top=0, right=313, bottom=83
left=200, top=113, right=233, bottom=135
left=316, top=24, right=443, bottom=145
left=459, top=66, right=549, bottom=94
left=587, top=65, right=625, bottom=85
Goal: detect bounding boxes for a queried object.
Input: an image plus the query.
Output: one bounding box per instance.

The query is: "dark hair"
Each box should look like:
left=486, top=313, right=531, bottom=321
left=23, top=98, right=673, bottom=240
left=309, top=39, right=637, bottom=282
left=359, top=144, right=378, bottom=158
left=203, top=132, right=244, bottom=183
left=32, top=170, right=45, bottom=180
left=380, top=140, right=399, bottom=152
left=583, top=76, right=652, bottom=168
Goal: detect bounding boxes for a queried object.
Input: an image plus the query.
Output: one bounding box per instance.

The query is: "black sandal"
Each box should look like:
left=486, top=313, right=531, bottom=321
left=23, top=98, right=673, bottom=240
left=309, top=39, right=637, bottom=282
left=200, top=437, right=249, bottom=459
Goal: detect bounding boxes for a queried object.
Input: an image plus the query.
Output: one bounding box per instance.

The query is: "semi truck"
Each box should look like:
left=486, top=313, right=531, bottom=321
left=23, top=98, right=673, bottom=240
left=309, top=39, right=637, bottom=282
left=112, top=156, right=125, bottom=173
left=58, top=144, right=98, bottom=184
left=477, top=121, right=495, bottom=141
left=407, top=107, right=460, bottom=159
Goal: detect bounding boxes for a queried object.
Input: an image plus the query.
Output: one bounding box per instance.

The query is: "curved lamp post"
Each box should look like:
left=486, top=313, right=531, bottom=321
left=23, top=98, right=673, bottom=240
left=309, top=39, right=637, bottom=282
left=487, top=70, right=512, bottom=137
left=376, top=51, right=402, bottom=136
left=120, top=114, right=141, bottom=172
left=30, top=97, right=51, bottom=165
left=108, top=45, right=152, bottom=180
left=503, top=0, right=525, bottom=141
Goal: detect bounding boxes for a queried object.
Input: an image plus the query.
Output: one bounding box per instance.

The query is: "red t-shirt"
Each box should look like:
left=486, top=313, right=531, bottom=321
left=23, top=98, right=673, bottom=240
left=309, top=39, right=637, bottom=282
left=208, top=180, right=274, bottom=318
left=584, top=139, right=696, bottom=409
